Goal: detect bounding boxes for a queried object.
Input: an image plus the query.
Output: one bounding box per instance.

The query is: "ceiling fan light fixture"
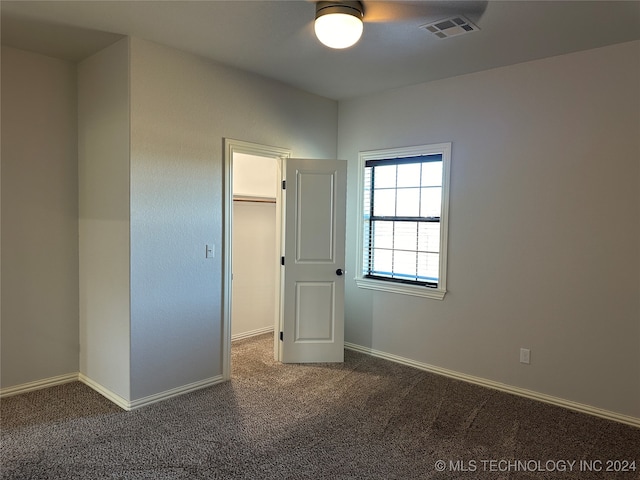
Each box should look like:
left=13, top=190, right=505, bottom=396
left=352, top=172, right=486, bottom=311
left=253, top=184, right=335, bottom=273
left=314, top=1, right=364, bottom=49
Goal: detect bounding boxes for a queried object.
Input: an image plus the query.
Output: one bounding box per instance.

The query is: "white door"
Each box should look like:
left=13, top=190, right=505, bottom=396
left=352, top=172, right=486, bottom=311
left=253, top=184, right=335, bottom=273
left=280, top=158, right=347, bottom=363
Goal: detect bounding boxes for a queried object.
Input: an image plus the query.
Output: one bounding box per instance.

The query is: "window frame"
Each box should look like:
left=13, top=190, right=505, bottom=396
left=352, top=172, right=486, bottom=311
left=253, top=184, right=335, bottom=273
left=355, top=143, right=451, bottom=300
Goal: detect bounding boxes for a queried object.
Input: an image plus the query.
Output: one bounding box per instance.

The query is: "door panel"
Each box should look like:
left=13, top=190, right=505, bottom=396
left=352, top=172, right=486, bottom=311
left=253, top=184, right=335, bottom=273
left=295, top=282, right=334, bottom=342
left=296, top=172, right=335, bottom=262
left=281, top=159, right=346, bottom=363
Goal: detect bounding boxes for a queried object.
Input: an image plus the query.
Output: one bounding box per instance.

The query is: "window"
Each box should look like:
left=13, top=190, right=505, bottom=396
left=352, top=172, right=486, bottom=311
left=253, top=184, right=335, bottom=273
left=356, top=143, right=451, bottom=299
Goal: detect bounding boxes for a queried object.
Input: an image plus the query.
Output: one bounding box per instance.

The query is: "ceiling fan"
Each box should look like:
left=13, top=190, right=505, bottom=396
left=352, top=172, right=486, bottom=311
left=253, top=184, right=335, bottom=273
left=313, top=1, right=488, bottom=49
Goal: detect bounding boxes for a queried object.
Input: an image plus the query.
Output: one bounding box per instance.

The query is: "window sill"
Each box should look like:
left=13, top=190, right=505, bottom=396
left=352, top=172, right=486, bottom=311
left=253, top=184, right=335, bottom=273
left=355, top=277, right=446, bottom=300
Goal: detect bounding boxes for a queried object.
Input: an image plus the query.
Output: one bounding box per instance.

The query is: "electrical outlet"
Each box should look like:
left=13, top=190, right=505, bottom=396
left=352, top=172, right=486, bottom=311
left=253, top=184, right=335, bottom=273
left=520, top=348, right=531, bottom=365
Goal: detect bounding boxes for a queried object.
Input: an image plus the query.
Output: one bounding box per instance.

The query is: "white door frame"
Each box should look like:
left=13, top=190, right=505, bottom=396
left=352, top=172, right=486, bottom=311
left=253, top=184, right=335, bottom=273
left=222, top=138, right=291, bottom=380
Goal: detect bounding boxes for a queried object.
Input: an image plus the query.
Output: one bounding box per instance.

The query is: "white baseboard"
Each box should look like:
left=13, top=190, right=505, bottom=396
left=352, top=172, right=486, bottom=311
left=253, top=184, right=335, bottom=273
left=78, top=374, right=130, bottom=410
left=127, top=375, right=225, bottom=410
left=2, top=370, right=226, bottom=411
left=0, top=373, right=78, bottom=398
left=345, top=342, right=640, bottom=428
left=79, top=374, right=226, bottom=411
left=232, top=325, right=273, bottom=342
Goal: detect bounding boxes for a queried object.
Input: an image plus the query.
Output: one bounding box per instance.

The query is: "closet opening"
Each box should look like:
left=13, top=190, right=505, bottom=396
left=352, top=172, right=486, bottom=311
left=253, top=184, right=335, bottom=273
left=222, top=140, right=291, bottom=378
left=231, top=153, right=278, bottom=342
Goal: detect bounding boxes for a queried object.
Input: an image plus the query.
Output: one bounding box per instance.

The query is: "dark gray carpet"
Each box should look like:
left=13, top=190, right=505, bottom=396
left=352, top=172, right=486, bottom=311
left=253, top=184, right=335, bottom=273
left=2, top=333, right=639, bottom=479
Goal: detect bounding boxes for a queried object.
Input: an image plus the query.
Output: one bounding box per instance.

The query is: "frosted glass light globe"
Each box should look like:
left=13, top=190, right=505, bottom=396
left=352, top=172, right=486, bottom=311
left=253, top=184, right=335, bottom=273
left=314, top=12, right=363, bottom=49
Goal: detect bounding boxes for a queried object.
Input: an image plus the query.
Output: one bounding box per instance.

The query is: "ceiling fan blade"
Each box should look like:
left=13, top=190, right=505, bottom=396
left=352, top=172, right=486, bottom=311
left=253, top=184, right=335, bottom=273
left=363, top=1, right=488, bottom=24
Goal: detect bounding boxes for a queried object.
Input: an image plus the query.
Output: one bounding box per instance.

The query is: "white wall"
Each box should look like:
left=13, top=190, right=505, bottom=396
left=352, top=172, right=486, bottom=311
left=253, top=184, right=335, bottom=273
left=338, top=40, right=640, bottom=418
left=128, top=38, right=337, bottom=400
left=1, top=47, right=79, bottom=388
left=232, top=201, right=277, bottom=338
left=78, top=38, right=131, bottom=399
left=233, top=153, right=279, bottom=198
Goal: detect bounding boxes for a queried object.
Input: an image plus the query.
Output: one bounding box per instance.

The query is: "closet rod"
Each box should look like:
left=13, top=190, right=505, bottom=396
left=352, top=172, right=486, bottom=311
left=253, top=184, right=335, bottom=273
left=233, top=195, right=276, bottom=204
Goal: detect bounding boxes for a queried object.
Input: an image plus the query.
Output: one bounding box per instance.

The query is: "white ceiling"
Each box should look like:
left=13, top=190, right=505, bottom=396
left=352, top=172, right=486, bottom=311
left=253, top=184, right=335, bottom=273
left=2, top=1, right=639, bottom=100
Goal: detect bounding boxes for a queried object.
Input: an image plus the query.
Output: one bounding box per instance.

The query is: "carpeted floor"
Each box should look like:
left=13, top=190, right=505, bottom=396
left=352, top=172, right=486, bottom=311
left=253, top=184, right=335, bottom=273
left=1, top=333, right=639, bottom=479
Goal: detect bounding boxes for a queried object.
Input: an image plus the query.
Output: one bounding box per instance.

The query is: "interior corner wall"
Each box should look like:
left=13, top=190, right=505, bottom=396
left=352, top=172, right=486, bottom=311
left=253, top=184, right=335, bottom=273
left=338, top=40, right=640, bottom=418
left=1, top=46, right=79, bottom=388
left=128, top=37, right=337, bottom=400
left=78, top=38, right=131, bottom=400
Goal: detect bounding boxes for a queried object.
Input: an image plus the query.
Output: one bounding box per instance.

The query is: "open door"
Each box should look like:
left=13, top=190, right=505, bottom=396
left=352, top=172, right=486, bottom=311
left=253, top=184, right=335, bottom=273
left=280, top=158, right=347, bottom=363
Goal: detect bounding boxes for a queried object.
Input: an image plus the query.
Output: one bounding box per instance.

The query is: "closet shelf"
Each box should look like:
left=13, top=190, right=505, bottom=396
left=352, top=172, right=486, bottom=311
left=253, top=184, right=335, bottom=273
left=233, top=195, right=276, bottom=204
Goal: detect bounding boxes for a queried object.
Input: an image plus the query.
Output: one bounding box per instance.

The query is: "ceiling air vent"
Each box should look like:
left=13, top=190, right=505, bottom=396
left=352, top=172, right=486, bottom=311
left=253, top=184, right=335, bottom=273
left=421, top=16, right=480, bottom=39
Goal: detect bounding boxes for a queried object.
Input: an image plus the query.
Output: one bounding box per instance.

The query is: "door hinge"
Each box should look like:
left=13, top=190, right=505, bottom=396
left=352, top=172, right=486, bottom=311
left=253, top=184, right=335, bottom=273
left=281, top=256, right=285, bottom=266
left=279, top=331, right=283, bottom=341
left=282, top=180, right=286, bottom=190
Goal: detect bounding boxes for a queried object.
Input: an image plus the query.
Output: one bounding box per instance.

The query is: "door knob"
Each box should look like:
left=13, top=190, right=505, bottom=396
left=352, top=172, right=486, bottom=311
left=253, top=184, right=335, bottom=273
left=336, top=268, right=344, bottom=276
